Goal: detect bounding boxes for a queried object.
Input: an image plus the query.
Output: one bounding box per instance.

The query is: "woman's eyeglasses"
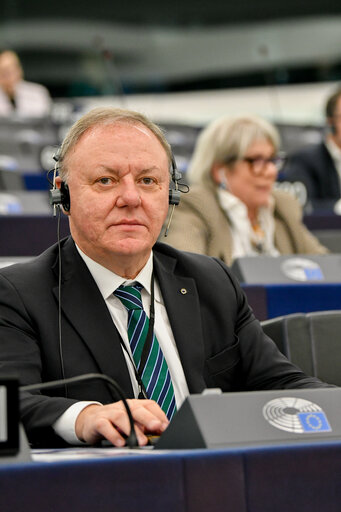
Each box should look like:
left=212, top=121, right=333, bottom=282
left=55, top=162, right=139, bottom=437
left=242, top=153, right=286, bottom=175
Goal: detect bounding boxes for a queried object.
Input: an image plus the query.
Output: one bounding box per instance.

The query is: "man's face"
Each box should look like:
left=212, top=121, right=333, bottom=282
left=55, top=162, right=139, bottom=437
left=0, top=52, right=22, bottom=95
left=64, top=122, right=170, bottom=275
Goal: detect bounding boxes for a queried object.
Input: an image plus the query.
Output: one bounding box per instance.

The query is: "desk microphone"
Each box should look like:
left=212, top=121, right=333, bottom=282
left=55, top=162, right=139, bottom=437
left=20, top=372, right=138, bottom=448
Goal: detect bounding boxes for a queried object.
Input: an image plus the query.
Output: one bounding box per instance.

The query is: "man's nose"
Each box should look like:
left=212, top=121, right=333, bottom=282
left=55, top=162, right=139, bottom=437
left=115, top=180, right=142, bottom=207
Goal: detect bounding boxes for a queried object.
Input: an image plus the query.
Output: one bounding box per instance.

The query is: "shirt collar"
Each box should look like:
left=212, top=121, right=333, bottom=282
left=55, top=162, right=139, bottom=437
left=217, top=187, right=275, bottom=220
left=75, top=245, right=154, bottom=300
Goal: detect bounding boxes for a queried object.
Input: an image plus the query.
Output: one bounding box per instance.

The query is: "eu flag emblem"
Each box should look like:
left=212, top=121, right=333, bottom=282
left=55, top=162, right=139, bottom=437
left=297, top=412, right=331, bottom=433
left=304, top=268, right=323, bottom=280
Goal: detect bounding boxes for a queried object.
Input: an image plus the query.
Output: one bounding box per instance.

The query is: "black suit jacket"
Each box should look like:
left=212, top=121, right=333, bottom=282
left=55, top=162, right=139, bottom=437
left=0, top=237, right=324, bottom=446
left=282, top=141, right=340, bottom=201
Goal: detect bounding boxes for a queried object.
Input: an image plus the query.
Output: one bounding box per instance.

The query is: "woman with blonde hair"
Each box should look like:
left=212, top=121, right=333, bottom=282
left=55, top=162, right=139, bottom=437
left=163, top=114, right=327, bottom=264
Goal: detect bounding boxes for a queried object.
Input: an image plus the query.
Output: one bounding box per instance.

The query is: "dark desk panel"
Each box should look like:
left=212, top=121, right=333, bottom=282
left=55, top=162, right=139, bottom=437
left=265, top=283, right=341, bottom=319
left=0, top=215, right=70, bottom=256
left=242, top=283, right=341, bottom=320
left=23, top=173, right=51, bottom=190
left=245, top=442, right=341, bottom=512
left=304, top=213, right=341, bottom=230
left=0, top=450, right=246, bottom=512
left=0, top=442, right=340, bottom=512
left=0, top=455, right=185, bottom=512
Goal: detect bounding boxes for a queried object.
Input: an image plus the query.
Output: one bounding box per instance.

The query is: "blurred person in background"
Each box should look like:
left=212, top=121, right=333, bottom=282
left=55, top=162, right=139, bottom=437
left=0, top=50, right=51, bottom=117
left=163, top=115, right=327, bottom=265
left=282, top=88, right=341, bottom=205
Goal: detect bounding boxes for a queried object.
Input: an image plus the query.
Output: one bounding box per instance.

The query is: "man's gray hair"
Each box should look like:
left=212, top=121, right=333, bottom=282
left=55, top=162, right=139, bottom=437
left=57, top=107, right=172, bottom=181
left=187, top=114, right=280, bottom=186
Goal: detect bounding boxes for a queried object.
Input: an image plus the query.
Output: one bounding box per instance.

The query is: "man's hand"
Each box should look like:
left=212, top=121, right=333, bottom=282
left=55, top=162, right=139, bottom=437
left=75, top=399, right=169, bottom=446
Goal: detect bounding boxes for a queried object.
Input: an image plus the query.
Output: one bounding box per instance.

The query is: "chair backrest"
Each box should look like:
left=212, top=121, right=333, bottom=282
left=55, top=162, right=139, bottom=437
left=261, top=310, right=341, bottom=386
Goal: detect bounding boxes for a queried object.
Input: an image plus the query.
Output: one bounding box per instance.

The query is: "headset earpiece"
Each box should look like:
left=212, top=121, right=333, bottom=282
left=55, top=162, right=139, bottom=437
left=49, top=181, right=70, bottom=212
left=60, top=182, right=70, bottom=211
left=169, top=189, right=181, bottom=206
left=49, top=147, right=71, bottom=213
left=169, top=154, right=182, bottom=205
left=164, top=153, right=186, bottom=236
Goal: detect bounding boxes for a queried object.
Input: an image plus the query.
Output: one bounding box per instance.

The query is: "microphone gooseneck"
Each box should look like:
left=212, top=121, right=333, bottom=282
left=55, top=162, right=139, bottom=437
left=20, top=373, right=138, bottom=448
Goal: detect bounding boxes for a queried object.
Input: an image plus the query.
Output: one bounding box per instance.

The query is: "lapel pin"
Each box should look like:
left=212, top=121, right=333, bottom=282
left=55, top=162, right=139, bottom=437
left=180, top=288, right=187, bottom=295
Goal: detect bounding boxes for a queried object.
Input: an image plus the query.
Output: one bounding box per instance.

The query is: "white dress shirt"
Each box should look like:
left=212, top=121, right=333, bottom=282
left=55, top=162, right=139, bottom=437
left=53, top=248, right=189, bottom=444
left=0, top=80, right=51, bottom=117
left=217, top=188, right=280, bottom=260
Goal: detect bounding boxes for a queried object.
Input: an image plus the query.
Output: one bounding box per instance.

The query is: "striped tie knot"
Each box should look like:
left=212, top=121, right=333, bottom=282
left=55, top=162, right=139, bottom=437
left=114, top=284, right=143, bottom=311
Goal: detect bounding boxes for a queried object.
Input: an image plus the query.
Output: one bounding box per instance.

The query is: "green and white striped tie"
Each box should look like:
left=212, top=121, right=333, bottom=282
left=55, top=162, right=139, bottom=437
left=114, top=284, right=176, bottom=420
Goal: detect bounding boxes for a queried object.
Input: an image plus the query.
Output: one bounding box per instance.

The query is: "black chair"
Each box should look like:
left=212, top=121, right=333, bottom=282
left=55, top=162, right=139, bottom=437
left=261, top=310, right=341, bottom=386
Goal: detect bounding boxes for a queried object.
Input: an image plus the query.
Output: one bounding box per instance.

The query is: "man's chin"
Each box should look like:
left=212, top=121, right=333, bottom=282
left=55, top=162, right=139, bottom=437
left=109, top=238, right=152, bottom=256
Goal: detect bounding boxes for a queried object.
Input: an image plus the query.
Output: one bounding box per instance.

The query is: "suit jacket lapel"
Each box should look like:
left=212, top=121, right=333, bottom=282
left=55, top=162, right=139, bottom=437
left=52, top=238, right=134, bottom=398
left=154, top=250, right=206, bottom=394
left=321, top=142, right=341, bottom=194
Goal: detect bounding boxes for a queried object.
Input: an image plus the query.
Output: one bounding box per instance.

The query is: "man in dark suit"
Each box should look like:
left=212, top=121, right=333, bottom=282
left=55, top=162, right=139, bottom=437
left=0, top=108, right=328, bottom=448
left=282, top=88, right=341, bottom=202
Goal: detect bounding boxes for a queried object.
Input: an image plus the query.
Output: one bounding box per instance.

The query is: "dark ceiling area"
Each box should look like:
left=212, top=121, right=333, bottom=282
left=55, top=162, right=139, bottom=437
left=1, top=1, right=341, bottom=98
left=2, top=0, right=341, bottom=26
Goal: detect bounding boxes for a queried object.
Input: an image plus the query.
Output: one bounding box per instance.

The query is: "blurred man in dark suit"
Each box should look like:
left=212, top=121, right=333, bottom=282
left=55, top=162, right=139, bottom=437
left=282, top=88, right=341, bottom=204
